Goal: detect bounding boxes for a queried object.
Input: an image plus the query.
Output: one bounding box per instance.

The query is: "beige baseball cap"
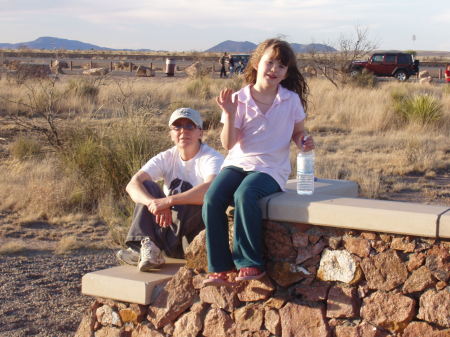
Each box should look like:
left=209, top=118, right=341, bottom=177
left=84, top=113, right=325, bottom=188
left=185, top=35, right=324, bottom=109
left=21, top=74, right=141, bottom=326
left=168, top=108, right=203, bottom=129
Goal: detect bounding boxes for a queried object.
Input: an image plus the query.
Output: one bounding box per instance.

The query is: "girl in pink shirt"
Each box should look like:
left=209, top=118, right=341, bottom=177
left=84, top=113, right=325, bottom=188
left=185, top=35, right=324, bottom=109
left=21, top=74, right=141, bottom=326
left=202, top=38, right=314, bottom=286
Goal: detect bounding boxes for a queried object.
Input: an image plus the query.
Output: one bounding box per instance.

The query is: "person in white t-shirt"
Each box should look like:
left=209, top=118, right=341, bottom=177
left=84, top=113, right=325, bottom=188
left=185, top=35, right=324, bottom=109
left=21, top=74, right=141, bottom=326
left=116, top=108, right=224, bottom=272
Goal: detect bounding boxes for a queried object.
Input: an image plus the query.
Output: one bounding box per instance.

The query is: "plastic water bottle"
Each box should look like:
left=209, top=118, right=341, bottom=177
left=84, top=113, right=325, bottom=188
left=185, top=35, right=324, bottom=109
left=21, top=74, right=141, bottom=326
left=297, top=146, right=315, bottom=195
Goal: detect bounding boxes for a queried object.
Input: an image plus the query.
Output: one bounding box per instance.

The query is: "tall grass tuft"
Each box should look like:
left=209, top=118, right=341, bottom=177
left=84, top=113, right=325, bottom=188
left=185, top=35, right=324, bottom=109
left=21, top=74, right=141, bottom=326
left=392, top=92, right=443, bottom=126
left=9, top=136, right=43, bottom=161
left=185, top=76, right=213, bottom=100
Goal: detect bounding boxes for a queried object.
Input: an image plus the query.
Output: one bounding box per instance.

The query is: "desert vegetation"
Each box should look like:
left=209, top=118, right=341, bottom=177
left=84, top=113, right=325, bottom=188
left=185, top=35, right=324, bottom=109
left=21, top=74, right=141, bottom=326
left=0, top=73, right=449, bottom=245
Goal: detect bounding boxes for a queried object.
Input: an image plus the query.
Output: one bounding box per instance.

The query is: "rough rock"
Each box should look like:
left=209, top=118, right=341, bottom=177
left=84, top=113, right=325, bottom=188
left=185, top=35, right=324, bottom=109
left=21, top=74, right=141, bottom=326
left=357, top=321, right=391, bottom=337
left=360, top=250, right=408, bottom=291
left=185, top=62, right=210, bottom=78
left=202, top=308, right=234, bottom=337
left=426, top=246, right=450, bottom=282
left=264, top=296, right=286, bottom=309
left=390, top=237, right=415, bottom=252
left=267, top=261, right=306, bottom=287
left=264, top=308, right=281, bottom=336
left=95, top=326, right=121, bottom=337
left=402, top=265, right=435, bottom=294
left=131, top=323, right=164, bottom=337
left=119, top=308, right=139, bottom=324
left=292, top=232, right=309, bottom=248
left=173, top=310, right=203, bottom=337
left=344, top=236, right=371, bottom=257
left=185, top=230, right=207, bottom=272
left=317, top=249, right=359, bottom=283
left=82, top=67, right=109, bottom=76
left=279, top=301, right=329, bottom=337
left=96, top=305, right=122, bottom=327
left=360, top=291, right=415, bottom=332
left=406, top=252, right=426, bottom=271
left=402, top=321, right=443, bottom=337
left=147, top=267, right=196, bottom=328
left=334, top=325, right=359, bottom=337
left=264, top=222, right=297, bottom=261
left=135, top=65, right=155, bottom=77
left=237, top=276, right=275, bottom=302
left=326, top=285, right=360, bottom=318
left=295, top=284, right=330, bottom=302
left=417, top=289, right=450, bottom=328
left=296, top=246, right=314, bottom=264
left=199, top=284, right=240, bottom=312
left=233, top=303, right=264, bottom=332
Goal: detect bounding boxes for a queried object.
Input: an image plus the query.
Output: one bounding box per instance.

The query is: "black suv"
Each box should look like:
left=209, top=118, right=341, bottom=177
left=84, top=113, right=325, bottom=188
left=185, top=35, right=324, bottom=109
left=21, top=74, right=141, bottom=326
left=350, top=52, right=419, bottom=81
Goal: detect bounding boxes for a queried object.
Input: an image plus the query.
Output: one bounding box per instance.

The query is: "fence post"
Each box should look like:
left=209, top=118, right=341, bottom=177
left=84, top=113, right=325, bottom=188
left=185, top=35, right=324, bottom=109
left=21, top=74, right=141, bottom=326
left=110, top=61, right=113, bottom=72
left=50, top=59, right=53, bottom=67
left=439, top=69, right=442, bottom=80
left=70, top=60, right=73, bottom=71
left=90, top=60, right=93, bottom=69
left=150, top=62, right=153, bottom=70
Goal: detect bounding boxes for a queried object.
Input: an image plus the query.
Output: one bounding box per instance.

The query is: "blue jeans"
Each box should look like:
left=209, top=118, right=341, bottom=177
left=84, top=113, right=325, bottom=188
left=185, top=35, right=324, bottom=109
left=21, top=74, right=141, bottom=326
left=202, top=166, right=281, bottom=273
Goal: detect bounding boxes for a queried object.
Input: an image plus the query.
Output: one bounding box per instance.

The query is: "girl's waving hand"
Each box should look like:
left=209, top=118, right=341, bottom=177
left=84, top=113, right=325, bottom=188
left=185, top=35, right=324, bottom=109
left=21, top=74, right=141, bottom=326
left=216, top=88, right=237, bottom=115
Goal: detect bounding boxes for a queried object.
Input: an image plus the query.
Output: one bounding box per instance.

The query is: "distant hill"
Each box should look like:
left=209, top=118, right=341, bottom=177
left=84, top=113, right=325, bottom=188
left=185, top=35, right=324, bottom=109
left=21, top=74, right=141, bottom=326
left=205, top=40, right=257, bottom=53
left=0, top=36, right=156, bottom=51
left=205, top=40, right=336, bottom=53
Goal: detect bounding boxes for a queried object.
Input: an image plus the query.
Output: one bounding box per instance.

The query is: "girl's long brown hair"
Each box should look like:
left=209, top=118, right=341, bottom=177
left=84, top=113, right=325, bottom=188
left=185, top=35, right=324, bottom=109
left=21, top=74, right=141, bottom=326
left=244, top=38, right=309, bottom=111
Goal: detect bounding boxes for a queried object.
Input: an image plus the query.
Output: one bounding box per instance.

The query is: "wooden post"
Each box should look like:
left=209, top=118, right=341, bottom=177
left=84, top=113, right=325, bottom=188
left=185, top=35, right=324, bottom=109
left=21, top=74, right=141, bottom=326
left=110, top=61, right=113, bottom=72
left=50, top=59, right=53, bottom=67
left=90, top=60, right=93, bottom=69
left=129, top=62, right=132, bottom=72
left=439, top=69, right=442, bottom=80
left=150, top=62, right=153, bottom=70
left=70, top=60, right=73, bottom=71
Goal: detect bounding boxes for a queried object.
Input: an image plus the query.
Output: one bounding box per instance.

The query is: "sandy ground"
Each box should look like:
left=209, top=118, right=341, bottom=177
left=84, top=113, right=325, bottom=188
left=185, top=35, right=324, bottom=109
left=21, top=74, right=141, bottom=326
left=0, top=211, right=119, bottom=337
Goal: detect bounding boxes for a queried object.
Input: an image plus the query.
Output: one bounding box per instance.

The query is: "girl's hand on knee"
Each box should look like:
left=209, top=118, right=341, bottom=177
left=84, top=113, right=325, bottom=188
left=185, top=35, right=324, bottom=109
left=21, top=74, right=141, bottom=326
left=216, top=88, right=237, bottom=115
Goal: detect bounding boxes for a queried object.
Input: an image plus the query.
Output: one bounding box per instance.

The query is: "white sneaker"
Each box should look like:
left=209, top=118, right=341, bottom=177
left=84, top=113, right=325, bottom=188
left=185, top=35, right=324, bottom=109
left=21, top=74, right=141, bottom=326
left=138, top=238, right=165, bottom=272
left=116, top=247, right=139, bottom=266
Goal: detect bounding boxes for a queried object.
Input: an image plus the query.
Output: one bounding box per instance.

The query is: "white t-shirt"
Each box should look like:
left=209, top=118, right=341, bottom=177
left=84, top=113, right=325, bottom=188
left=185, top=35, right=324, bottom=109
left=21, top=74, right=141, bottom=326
left=140, top=143, right=224, bottom=196
left=221, top=84, right=306, bottom=190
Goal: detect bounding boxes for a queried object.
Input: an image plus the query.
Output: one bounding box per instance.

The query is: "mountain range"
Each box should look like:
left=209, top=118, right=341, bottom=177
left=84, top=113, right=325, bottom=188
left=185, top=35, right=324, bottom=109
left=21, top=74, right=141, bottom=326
left=0, top=36, right=336, bottom=53
left=205, top=40, right=336, bottom=53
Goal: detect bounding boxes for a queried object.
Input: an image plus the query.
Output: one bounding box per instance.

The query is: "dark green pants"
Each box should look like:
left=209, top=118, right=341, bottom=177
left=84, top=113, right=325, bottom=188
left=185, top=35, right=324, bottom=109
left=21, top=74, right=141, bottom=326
left=202, top=166, right=281, bottom=273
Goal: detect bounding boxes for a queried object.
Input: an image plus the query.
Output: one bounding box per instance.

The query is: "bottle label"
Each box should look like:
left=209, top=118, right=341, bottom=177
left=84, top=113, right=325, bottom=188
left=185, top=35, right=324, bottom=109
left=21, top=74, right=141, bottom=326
left=297, top=157, right=314, bottom=174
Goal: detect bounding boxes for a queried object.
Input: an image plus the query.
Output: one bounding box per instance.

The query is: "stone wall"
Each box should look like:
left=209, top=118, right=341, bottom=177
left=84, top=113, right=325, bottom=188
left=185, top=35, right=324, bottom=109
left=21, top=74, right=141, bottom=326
left=76, top=221, right=450, bottom=337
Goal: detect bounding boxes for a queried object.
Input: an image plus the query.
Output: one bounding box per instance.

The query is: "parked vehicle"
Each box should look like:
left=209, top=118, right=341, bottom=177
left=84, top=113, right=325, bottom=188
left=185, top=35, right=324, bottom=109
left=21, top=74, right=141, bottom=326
left=350, top=52, right=419, bottom=81
left=230, top=54, right=250, bottom=74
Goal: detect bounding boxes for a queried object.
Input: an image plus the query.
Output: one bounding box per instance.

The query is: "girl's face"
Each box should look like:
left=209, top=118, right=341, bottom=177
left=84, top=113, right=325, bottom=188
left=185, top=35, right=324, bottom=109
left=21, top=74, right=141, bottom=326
left=255, top=47, right=288, bottom=88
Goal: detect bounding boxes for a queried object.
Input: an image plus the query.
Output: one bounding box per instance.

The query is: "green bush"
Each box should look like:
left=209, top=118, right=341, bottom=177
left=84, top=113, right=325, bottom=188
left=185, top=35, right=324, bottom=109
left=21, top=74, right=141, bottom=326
left=68, top=79, right=100, bottom=101
left=60, top=119, right=171, bottom=212
left=392, top=92, right=442, bottom=125
left=186, top=76, right=213, bottom=100
left=9, top=136, right=43, bottom=160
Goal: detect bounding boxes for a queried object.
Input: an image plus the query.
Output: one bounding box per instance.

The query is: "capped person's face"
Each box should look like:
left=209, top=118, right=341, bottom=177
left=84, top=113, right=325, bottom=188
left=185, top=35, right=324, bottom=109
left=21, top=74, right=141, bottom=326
left=170, top=118, right=202, bottom=147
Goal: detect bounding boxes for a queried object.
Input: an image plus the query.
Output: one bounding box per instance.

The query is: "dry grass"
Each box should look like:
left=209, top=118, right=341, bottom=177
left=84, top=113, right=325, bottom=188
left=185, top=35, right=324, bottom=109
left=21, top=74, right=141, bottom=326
left=0, top=240, right=27, bottom=255
left=0, top=75, right=449, bottom=233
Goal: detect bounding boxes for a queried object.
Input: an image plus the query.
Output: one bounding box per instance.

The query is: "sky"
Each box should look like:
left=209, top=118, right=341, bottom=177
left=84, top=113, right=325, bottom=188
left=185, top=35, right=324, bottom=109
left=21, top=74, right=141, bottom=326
left=1, top=0, right=449, bottom=52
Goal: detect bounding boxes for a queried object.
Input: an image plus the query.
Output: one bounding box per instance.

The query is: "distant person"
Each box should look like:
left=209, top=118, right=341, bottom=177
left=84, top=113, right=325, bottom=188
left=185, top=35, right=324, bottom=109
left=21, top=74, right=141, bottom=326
left=116, top=108, right=224, bottom=272
left=445, top=64, right=450, bottom=83
left=219, top=52, right=228, bottom=78
left=202, top=38, right=314, bottom=286
left=229, top=56, right=235, bottom=75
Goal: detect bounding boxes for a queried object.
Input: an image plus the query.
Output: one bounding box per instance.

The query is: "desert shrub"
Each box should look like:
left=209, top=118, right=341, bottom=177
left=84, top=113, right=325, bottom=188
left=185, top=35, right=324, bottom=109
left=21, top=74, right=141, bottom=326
left=349, top=69, right=377, bottom=88
left=9, top=136, right=43, bottom=160
left=60, top=118, right=171, bottom=211
left=392, top=92, right=443, bottom=125
left=67, top=78, right=100, bottom=101
left=185, top=76, right=213, bottom=100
